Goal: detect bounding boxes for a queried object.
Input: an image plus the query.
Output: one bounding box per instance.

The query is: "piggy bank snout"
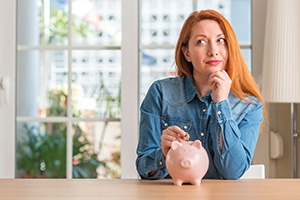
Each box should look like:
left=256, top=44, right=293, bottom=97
left=180, top=159, right=192, bottom=168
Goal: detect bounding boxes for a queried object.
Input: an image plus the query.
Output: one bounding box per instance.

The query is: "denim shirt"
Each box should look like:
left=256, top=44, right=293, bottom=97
left=136, top=75, right=263, bottom=180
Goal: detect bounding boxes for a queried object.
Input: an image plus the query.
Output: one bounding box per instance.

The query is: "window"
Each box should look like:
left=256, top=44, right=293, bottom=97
left=16, top=0, right=251, bottom=179
left=139, top=0, right=252, bottom=99
left=16, top=0, right=122, bottom=179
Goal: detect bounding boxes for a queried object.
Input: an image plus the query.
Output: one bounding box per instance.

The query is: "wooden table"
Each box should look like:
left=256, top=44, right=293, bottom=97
left=0, top=178, right=299, bottom=200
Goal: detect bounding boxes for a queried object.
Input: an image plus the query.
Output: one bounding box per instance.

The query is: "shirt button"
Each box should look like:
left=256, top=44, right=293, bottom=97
left=164, top=123, right=168, bottom=127
left=183, top=125, right=188, bottom=130
left=200, top=132, right=204, bottom=137
left=217, top=111, right=222, bottom=115
left=159, top=161, right=163, bottom=165
left=202, top=109, right=206, bottom=112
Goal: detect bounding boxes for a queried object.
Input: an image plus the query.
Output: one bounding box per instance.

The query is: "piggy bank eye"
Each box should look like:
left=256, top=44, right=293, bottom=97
left=180, top=149, right=186, bottom=153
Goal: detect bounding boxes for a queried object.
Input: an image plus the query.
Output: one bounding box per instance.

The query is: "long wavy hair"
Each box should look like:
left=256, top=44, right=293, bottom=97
left=175, top=10, right=266, bottom=126
left=176, top=10, right=263, bottom=101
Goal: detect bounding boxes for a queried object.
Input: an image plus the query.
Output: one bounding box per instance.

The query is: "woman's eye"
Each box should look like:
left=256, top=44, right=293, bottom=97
left=218, top=38, right=226, bottom=43
left=197, top=39, right=206, bottom=45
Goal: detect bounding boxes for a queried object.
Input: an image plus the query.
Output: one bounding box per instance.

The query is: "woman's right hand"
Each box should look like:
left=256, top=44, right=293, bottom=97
left=161, top=125, right=187, bottom=157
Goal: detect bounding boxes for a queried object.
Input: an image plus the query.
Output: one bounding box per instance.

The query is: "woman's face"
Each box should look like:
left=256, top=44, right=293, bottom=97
left=182, top=19, right=228, bottom=78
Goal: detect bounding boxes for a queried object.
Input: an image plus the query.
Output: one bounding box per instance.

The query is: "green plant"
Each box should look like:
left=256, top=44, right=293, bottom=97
left=17, top=124, right=67, bottom=178
left=38, top=4, right=96, bottom=44
left=72, top=125, right=100, bottom=178
left=17, top=123, right=101, bottom=178
left=17, top=85, right=101, bottom=178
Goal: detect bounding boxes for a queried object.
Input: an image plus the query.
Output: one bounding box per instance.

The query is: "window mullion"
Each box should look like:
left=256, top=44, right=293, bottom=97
left=66, top=0, right=73, bottom=179
left=121, top=0, right=139, bottom=178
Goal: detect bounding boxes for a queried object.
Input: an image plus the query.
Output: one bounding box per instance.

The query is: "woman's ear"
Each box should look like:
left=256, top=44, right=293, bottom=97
left=181, top=46, right=191, bottom=62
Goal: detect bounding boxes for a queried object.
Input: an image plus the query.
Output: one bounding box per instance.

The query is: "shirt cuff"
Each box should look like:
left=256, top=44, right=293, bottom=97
left=213, top=99, right=232, bottom=123
left=148, top=149, right=167, bottom=179
left=156, top=148, right=166, bottom=168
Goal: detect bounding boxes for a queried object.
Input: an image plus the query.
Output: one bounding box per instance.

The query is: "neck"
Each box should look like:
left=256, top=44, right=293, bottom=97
left=193, top=75, right=213, bottom=98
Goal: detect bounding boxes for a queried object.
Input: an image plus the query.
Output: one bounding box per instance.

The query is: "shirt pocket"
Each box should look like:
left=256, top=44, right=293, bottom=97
left=161, top=117, right=192, bottom=132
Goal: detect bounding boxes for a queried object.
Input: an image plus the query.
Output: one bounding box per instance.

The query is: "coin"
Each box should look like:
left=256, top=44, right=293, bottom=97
left=184, top=133, right=190, bottom=141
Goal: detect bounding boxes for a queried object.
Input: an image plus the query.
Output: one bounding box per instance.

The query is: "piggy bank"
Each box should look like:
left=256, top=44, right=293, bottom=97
left=166, top=140, right=209, bottom=186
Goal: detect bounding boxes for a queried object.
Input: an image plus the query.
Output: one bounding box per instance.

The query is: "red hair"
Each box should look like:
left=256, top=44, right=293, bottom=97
left=176, top=10, right=264, bottom=101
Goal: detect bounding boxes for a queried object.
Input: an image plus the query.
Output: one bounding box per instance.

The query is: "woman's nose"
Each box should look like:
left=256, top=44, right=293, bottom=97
left=207, top=43, right=218, bottom=56
left=207, top=50, right=218, bottom=57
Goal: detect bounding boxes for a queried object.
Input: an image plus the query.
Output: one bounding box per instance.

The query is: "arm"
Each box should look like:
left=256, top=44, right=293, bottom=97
left=210, top=98, right=263, bottom=179
left=135, top=82, right=169, bottom=179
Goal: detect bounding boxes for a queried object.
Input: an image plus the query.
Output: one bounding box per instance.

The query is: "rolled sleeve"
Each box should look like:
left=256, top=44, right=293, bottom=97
left=136, top=148, right=168, bottom=179
left=210, top=98, right=263, bottom=179
left=213, top=99, right=233, bottom=123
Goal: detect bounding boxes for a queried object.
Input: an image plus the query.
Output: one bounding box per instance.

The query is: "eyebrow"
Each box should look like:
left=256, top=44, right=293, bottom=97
left=193, top=33, right=225, bottom=39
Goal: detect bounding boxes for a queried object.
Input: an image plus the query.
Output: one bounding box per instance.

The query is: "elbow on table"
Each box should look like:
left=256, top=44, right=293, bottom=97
left=222, top=174, right=241, bottom=180
left=220, top=168, right=247, bottom=180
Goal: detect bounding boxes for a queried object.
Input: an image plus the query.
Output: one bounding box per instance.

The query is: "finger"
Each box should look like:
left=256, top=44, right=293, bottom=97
left=167, top=126, right=187, bottom=139
left=162, top=132, right=177, bottom=143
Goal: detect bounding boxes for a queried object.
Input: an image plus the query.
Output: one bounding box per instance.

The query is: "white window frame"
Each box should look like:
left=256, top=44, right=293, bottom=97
left=121, top=0, right=139, bottom=178
left=0, top=0, right=16, bottom=178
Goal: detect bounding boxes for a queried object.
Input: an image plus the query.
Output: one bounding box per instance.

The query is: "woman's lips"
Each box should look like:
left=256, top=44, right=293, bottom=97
left=206, top=60, right=221, bottom=66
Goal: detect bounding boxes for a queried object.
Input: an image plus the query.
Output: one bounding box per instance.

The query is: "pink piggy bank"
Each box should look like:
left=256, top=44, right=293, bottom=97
left=166, top=140, right=209, bottom=186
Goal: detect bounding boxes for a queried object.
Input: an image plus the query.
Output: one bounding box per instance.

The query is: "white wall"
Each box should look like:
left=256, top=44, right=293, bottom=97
left=0, top=0, right=16, bottom=178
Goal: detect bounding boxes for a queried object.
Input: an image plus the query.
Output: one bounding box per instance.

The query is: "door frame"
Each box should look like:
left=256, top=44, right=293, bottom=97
left=0, top=0, right=16, bottom=178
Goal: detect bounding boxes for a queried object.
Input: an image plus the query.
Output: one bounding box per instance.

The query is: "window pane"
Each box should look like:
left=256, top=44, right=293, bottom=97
left=72, top=50, right=121, bottom=118
left=231, top=0, right=251, bottom=45
left=39, top=0, right=70, bottom=45
left=72, top=121, right=121, bottom=178
left=140, top=0, right=193, bottom=98
left=241, top=49, right=252, bottom=71
left=17, top=0, right=40, bottom=45
left=140, top=49, right=176, bottom=99
left=17, top=50, right=69, bottom=117
left=16, top=122, right=67, bottom=178
left=72, top=0, right=121, bottom=45
left=140, top=0, right=193, bottom=46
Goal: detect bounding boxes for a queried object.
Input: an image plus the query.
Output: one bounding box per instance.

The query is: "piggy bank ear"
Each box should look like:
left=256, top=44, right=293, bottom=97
left=192, top=140, right=202, bottom=149
left=171, top=141, right=182, bottom=150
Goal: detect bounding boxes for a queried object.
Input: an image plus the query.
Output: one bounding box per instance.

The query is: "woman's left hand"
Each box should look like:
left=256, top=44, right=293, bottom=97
left=208, top=70, right=232, bottom=102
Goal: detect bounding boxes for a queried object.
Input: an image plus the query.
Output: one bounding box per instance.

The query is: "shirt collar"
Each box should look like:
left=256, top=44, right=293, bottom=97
left=184, top=76, right=198, bottom=103
left=184, top=75, right=213, bottom=103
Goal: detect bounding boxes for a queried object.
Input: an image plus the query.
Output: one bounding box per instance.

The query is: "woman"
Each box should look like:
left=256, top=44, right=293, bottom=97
left=136, top=10, right=265, bottom=180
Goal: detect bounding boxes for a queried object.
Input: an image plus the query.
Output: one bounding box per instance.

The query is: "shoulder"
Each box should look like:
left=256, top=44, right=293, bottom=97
left=151, top=76, right=184, bottom=85
left=228, top=92, right=263, bottom=113
left=229, top=92, right=262, bottom=104
left=148, top=76, right=185, bottom=91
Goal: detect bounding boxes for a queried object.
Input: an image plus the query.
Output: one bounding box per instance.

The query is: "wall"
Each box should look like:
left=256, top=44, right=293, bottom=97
left=252, top=0, right=300, bottom=178
left=251, top=0, right=271, bottom=177
left=0, top=0, right=16, bottom=178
